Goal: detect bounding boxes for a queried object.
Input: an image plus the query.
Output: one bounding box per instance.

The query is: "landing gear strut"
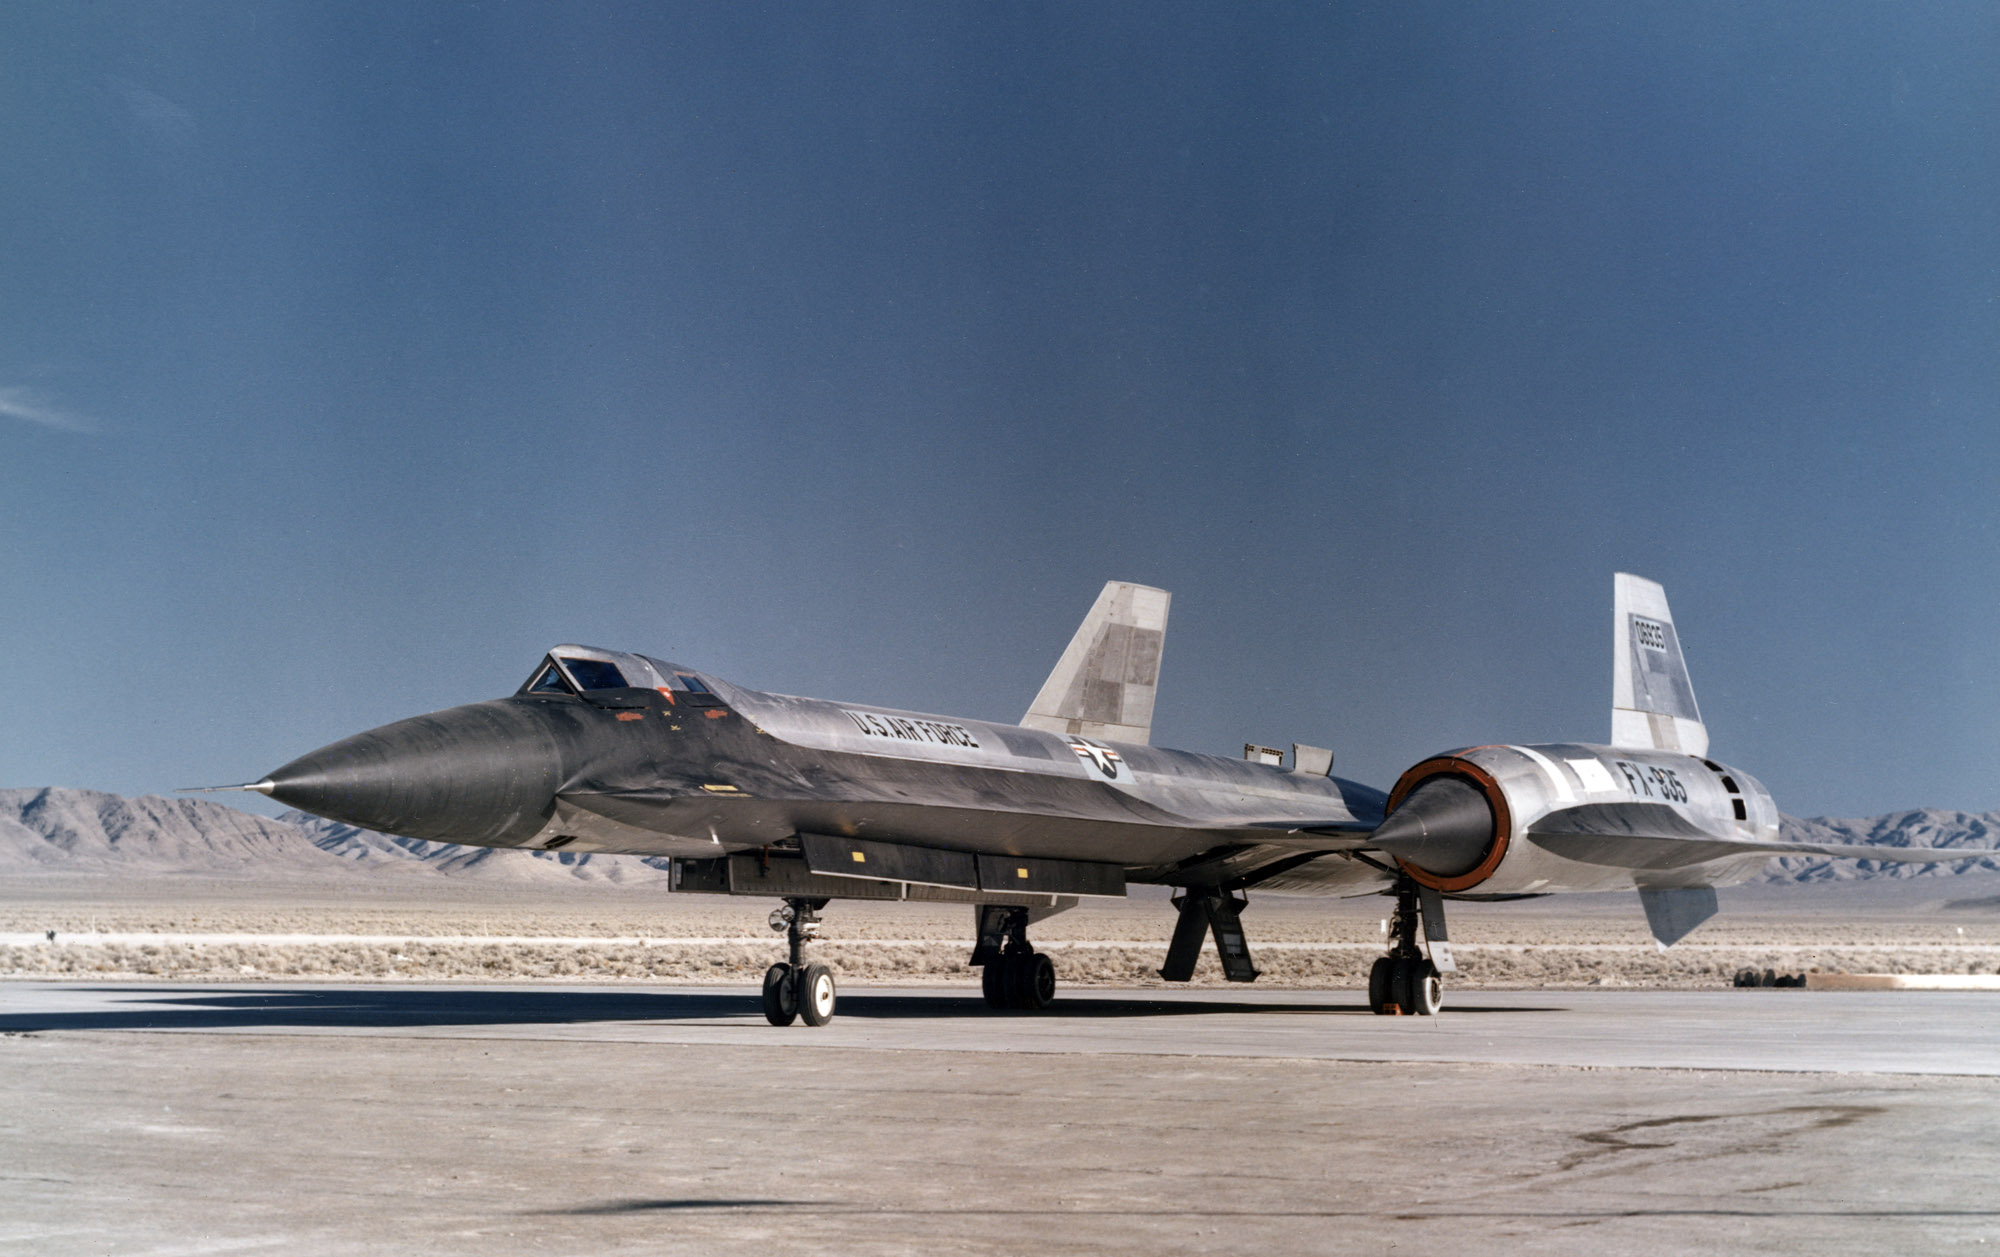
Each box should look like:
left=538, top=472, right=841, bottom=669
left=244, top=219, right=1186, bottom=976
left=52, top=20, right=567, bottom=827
left=763, top=898, right=837, bottom=1027
left=1369, top=878, right=1444, bottom=1016
left=972, top=905, right=1056, bottom=1011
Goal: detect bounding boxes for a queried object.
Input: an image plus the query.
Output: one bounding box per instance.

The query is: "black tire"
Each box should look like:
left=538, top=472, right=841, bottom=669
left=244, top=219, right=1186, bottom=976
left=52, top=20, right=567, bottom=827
left=1020, top=953, right=1056, bottom=1010
left=1389, top=957, right=1414, bottom=1016
left=1368, top=956, right=1394, bottom=1015
left=799, top=963, right=837, bottom=1026
left=981, top=960, right=1007, bottom=1008
left=762, top=963, right=798, bottom=1027
left=1000, top=953, right=1033, bottom=1010
left=1394, top=957, right=1442, bottom=1017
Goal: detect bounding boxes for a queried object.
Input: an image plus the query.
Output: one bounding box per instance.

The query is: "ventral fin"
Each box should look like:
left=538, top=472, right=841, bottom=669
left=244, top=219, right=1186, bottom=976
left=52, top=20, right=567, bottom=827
left=1638, top=885, right=1719, bottom=949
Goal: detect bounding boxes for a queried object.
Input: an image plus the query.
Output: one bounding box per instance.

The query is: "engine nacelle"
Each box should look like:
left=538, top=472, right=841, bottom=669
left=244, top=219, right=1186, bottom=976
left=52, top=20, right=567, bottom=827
left=1374, top=744, right=1780, bottom=896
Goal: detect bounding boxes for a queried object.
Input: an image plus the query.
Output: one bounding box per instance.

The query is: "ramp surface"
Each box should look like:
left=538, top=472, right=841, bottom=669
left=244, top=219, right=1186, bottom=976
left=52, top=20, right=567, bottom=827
left=3, top=982, right=1996, bottom=1256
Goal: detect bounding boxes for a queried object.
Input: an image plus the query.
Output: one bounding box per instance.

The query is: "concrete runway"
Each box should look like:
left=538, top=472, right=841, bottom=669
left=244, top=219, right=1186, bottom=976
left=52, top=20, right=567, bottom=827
left=4, top=982, right=1998, bottom=1255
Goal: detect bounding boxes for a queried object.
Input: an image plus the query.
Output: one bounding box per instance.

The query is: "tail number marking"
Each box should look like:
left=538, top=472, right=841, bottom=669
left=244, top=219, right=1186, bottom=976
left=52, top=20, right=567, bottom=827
left=1613, top=759, right=1687, bottom=803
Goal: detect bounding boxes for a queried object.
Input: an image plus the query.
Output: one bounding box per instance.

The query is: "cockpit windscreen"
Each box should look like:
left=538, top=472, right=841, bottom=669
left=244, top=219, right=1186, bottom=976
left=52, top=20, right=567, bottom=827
left=525, top=661, right=573, bottom=694
left=560, top=658, right=628, bottom=691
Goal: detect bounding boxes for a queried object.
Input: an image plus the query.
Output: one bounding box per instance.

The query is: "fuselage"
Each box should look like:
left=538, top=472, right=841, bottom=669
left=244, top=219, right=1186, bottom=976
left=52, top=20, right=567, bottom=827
left=263, top=644, right=1785, bottom=901
left=261, top=645, right=1389, bottom=886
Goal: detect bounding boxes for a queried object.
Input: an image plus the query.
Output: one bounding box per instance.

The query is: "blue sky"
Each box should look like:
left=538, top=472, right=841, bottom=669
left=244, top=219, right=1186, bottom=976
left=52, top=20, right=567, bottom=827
left=3, top=2, right=1996, bottom=819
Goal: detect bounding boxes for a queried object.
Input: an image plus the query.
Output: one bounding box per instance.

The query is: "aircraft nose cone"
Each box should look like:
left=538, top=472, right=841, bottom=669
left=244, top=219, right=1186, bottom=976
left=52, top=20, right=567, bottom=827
left=1371, top=776, right=1496, bottom=878
left=262, top=700, right=565, bottom=845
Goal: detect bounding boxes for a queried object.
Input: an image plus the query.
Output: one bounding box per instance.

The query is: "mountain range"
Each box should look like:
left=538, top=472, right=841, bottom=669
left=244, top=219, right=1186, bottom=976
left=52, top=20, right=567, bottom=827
left=0, top=787, right=672, bottom=885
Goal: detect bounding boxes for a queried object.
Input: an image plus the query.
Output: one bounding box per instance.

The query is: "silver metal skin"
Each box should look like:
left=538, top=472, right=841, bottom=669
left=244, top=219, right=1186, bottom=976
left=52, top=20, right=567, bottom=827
left=230, top=577, right=1997, bottom=951
left=1320, top=742, right=1783, bottom=897
left=202, top=574, right=2000, bottom=1030
left=249, top=590, right=1391, bottom=894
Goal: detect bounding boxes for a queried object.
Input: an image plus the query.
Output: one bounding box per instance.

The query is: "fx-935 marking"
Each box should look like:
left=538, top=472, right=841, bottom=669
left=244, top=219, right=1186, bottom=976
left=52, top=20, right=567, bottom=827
left=1612, top=759, right=1687, bottom=804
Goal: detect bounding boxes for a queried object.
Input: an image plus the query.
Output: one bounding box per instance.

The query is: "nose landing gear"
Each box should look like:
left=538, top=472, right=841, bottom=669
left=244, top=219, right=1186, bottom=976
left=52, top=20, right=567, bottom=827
left=762, top=898, right=837, bottom=1027
left=1369, top=878, right=1447, bottom=1016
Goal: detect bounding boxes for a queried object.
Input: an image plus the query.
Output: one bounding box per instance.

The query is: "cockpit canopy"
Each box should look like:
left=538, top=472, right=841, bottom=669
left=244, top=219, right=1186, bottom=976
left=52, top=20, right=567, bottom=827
left=518, top=645, right=714, bottom=699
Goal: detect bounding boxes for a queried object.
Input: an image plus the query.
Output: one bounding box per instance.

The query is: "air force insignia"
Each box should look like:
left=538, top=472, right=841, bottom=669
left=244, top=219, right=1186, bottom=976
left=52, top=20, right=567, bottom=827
left=1066, top=736, right=1124, bottom=782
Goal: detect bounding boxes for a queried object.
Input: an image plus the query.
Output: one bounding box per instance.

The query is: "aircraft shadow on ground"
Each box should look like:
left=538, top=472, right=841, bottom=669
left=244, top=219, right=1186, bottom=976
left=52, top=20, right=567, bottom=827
left=0, top=987, right=1559, bottom=1033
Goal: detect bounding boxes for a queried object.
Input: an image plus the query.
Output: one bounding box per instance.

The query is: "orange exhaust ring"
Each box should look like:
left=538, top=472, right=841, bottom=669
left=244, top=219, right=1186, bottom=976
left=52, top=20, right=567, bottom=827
left=1383, top=756, right=1512, bottom=893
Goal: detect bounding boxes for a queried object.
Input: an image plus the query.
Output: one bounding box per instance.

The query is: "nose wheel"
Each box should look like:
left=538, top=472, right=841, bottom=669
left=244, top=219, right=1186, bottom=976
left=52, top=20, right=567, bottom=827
left=798, top=962, right=838, bottom=1026
left=762, top=899, right=837, bottom=1027
left=761, top=961, right=799, bottom=1025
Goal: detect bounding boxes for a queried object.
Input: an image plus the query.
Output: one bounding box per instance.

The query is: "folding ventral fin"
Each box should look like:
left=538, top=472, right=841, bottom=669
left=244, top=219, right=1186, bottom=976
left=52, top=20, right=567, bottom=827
left=1638, top=885, right=1719, bottom=949
left=1611, top=573, right=1708, bottom=758
left=1021, top=581, right=1170, bottom=744
left=1157, top=889, right=1259, bottom=983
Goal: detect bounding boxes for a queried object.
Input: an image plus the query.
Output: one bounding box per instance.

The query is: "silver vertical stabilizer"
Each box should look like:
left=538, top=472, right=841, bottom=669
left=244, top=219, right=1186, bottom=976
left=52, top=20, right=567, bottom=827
left=1611, top=573, right=1708, bottom=757
left=1021, top=582, right=1170, bottom=744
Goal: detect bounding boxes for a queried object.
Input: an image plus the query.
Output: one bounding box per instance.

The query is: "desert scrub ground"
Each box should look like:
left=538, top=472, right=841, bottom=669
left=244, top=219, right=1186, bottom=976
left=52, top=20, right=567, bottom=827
left=2, top=882, right=1995, bottom=988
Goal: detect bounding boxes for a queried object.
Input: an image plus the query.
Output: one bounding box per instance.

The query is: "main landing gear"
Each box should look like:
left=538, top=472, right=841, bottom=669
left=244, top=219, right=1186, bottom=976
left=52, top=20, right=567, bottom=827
left=763, top=898, right=837, bottom=1027
left=973, top=904, right=1056, bottom=1011
left=1369, top=878, right=1445, bottom=1016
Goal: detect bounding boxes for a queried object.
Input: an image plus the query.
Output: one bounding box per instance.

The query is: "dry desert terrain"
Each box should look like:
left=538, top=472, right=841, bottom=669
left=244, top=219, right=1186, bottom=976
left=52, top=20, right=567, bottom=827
left=5, top=874, right=1996, bottom=991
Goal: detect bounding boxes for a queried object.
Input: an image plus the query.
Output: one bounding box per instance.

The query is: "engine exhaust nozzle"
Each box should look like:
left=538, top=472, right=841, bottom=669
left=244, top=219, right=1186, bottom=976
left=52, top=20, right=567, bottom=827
left=1370, top=775, right=1496, bottom=879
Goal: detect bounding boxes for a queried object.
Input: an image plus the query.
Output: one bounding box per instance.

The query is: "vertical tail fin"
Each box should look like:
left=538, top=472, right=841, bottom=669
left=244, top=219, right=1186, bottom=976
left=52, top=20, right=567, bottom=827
left=1611, top=573, right=1708, bottom=757
left=1021, top=581, right=1170, bottom=744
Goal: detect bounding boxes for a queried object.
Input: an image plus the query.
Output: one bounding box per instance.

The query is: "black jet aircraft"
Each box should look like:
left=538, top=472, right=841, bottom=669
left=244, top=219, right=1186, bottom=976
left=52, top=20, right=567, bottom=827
left=202, top=577, right=1990, bottom=1025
